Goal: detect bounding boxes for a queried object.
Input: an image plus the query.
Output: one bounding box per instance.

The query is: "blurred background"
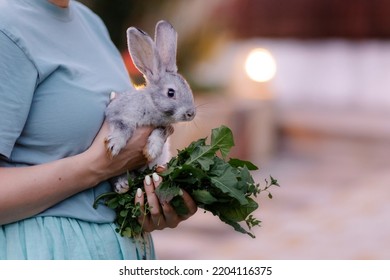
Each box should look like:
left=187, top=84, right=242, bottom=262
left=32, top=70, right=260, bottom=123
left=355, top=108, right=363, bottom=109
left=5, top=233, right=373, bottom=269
left=80, top=0, right=390, bottom=259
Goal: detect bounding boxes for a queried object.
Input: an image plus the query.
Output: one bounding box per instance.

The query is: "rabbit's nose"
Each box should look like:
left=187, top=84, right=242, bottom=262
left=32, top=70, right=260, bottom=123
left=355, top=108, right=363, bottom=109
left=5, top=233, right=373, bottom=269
left=185, top=108, right=195, bottom=120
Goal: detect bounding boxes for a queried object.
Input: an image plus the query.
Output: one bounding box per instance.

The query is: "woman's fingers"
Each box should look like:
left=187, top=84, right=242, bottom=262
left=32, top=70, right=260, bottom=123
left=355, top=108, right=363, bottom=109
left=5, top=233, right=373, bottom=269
left=179, top=189, right=198, bottom=219
left=134, top=172, right=198, bottom=232
left=134, top=186, right=148, bottom=229
left=159, top=196, right=182, bottom=228
left=147, top=173, right=165, bottom=225
left=136, top=174, right=162, bottom=231
left=155, top=164, right=166, bottom=173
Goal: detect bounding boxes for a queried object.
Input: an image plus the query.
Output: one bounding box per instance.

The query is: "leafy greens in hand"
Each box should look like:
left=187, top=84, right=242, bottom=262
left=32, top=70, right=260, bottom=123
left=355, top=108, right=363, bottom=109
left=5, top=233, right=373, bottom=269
left=94, top=125, right=279, bottom=239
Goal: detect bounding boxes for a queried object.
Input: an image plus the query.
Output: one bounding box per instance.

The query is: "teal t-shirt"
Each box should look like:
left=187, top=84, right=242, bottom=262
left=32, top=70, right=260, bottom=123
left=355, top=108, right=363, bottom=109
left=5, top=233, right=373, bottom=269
left=0, top=0, right=132, bottom=223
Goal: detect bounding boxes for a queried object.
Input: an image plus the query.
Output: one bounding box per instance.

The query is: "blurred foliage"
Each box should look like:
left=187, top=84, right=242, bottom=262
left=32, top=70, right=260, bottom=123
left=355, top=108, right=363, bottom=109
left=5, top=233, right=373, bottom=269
left=78, top=0, right=229, bottom=92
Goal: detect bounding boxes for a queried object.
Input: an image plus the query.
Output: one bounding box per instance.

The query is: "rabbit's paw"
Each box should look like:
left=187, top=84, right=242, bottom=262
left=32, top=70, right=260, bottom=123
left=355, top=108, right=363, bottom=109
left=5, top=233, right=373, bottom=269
left=144, top=142, right=163, bottom=162
left=144, top=137, right=165, bottom=162
left=104, top=134, right=127, bottom=158
left=114, top=176, right=130, bottom=194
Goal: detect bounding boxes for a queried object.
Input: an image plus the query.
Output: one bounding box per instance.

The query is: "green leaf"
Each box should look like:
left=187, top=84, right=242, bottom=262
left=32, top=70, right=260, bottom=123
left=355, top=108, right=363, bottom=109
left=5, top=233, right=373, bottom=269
left=210, top=165, right=248, bottom=205
left=211, top=125, right=234, bottom=159
left=106, top=197, right=119, bottom=209
left=161, top=164, right=206, bottom=189
left=228, top=158, right=259, bottom=170
left=246, top=214, right=261, bottom=230
left=209, top=156, right=230, bottom=177
left=187, top=144, right=217, bottom=169
left=190, top=146, right=215, bottom=170
left=180, top=138, right=207, bottom=156
left=122, top=227, right=137, bottom=238
left=191, top=189, right=218, bottom=205
left=216, top=197, right=258, bottom=222
left=155, top=182, right=181, bottom=202
left=270, top=176, right=280, bottom=187
left=120, top=210, right=129, bottom=218
left=176, top=138, right=207, bottom=164
left=218, top=214, right=256, bottom=238
left=185, top=126, right=234, bottom=167
left=236, top=165, right=254, bottom=193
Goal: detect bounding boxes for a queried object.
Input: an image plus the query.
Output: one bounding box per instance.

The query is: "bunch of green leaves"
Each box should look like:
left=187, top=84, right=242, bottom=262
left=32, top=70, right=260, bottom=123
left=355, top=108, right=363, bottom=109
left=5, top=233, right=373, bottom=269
left=94, top=125, right=279, bottom=239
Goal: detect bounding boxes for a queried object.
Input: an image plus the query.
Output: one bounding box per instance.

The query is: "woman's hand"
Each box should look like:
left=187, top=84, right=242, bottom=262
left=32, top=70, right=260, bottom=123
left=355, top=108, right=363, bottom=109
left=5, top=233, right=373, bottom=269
left=85, top=122, right=153, bottom=185
left=135, top=171, right=197, bottom=231
left=90, top=120, right=197, bottom=231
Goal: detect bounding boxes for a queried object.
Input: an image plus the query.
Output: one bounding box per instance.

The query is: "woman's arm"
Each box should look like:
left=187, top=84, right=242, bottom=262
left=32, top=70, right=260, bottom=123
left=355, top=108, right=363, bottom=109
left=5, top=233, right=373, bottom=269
left=0, top=123, right=152, bottom=225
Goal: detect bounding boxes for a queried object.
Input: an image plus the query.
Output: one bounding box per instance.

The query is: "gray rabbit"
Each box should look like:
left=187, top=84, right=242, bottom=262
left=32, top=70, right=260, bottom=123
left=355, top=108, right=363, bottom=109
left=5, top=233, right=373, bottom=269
left=105, top=20, right=196, bottom=193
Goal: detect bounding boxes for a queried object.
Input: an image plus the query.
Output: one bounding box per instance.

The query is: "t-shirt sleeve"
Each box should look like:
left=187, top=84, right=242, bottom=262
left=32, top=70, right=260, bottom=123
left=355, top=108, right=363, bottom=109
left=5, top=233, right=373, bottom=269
left=0, top=31, right=38, bottom=159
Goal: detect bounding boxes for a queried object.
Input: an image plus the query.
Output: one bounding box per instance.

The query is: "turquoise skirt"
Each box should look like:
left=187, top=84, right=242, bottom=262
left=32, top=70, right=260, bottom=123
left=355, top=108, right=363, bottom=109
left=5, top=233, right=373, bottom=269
left=0, top=216, right=156, bottom=260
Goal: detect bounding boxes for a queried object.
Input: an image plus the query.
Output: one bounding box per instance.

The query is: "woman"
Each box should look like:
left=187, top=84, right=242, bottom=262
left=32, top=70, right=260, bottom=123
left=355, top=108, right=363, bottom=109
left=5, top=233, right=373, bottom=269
left=0, top=0, right=197, bottom=259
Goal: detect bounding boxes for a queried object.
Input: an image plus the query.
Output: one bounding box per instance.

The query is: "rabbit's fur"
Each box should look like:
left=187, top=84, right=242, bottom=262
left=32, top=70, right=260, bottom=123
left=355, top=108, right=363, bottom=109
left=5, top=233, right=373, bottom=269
left=105, top=20, right=196, bottom=193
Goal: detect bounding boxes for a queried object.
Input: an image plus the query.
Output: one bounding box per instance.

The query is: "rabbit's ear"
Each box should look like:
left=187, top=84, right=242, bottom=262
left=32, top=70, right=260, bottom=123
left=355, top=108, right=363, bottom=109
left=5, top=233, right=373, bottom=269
left=155, top=20, right=178, bottom=73
left=127, top=27, right=160, bottom=82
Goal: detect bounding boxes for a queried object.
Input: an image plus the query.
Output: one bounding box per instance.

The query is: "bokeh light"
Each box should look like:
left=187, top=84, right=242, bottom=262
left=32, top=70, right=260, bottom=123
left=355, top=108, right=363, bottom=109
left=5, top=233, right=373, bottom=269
left=245, top=48, right=277, bottom=82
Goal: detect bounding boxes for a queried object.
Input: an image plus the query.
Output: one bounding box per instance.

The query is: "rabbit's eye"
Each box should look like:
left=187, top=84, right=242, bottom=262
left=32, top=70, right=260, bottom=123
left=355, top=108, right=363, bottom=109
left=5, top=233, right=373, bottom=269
left=167, top=88, right=175, bottom=98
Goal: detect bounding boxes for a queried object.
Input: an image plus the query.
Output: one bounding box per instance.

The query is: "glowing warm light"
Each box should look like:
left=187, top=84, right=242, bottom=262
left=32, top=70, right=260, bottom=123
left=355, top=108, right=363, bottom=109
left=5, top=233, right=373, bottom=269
left=245, top=48, right=276, bottom=82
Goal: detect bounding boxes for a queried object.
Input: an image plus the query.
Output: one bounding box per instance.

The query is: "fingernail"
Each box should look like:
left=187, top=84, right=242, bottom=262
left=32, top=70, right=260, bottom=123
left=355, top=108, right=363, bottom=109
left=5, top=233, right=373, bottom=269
left=136, top=188, right=143, bottom=198
left=179, top=189, right=184, bottom=196
left=145, top=175, right=151, bottom=186
left=110, top=91, right=116, bottom=100
left=152, top=172, right=160, bottom=182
